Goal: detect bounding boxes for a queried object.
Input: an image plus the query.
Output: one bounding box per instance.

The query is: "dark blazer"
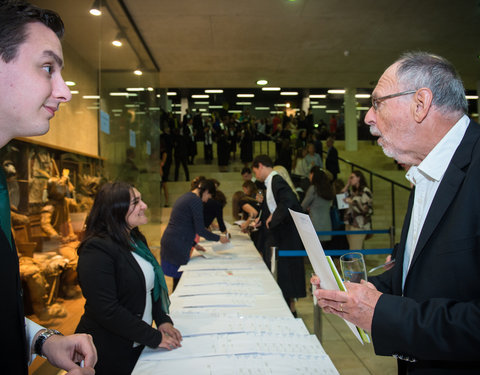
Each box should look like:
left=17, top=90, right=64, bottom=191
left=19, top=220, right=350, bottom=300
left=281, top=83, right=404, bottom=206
left=266, top=174, right=306, bottom=299
left=76, top=235, right=173, bottom=375
left=161, top=192, right=220, bottom=266
left=370, top=120, right=480, bottom=374
left=1, top=228, right=28, bottom=374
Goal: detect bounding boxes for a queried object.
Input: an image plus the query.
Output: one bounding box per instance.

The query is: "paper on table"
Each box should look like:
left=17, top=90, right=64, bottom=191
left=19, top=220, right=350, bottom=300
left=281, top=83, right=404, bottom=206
left=336, top=193, right=349, bottom=210
left=211, top=241, right=234, bottom=252
left=289, top=209, right=370, bottom=344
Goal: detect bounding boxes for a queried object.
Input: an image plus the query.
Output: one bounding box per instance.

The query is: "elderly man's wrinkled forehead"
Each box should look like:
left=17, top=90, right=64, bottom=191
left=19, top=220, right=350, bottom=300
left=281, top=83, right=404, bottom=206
left=374, top=63, right=402, bottom=95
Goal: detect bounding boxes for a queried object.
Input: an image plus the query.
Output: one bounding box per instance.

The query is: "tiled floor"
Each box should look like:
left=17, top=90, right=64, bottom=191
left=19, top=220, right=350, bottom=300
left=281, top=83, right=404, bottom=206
left=33, top=139, right=406, bottom=375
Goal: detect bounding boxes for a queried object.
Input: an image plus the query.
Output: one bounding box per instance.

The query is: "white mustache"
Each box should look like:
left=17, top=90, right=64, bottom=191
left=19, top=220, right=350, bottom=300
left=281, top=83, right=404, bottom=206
left=369, top=126, right=382, bottom=137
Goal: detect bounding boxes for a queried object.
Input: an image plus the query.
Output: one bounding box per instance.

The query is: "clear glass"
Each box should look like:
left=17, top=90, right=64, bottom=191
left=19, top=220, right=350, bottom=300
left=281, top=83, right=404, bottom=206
left=340, top=252, right=367, bottom=283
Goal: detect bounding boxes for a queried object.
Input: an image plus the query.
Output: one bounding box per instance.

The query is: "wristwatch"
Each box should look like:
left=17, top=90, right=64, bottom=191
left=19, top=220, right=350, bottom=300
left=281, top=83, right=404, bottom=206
left=34, top=329, right=63, bottom=358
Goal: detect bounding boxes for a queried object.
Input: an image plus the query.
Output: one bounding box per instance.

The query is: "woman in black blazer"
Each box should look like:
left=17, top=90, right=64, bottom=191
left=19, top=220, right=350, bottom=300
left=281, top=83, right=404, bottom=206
left=75, top=182, right=182, bottom=375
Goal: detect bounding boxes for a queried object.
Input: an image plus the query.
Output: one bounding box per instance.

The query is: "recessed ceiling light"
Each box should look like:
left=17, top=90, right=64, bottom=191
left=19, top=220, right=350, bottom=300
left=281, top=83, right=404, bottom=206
left=70, top=90, right=79, bottom=95
left=65, top=81, right=76, bottom=86
left=205, top=89, right=223, bottom=93
left=82, top=95, right=100, bottom=99
left=328, top=89, right=346, bottom=94
left=192, top=94, right=209, bottom=99
left=309, top=94, right=326, bottom=98
left=167, top=92, right=177, bottom=96
left=355, top=94, right=371, bottom=98
left=262, top=87, right=281, bottom=91
left=237, top=94, right=254, bottom=98
left=280, top=91, right=298, bottom=96
left=133, top=69, right=143, bottom=76
left=466, top=95, right=479, bottom=100
left=256, top=79, right=268, bottom=85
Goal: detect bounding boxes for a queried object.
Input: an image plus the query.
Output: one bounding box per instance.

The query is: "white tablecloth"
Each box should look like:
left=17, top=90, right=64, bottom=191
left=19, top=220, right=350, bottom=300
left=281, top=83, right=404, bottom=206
left=132, top=225, right=339, bottom=374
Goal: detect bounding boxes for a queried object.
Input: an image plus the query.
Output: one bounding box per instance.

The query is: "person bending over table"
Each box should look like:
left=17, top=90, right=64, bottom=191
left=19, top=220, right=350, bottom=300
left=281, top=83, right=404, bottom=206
left=161, top=179, right=230, bottom=290
left=75, top=182, right=182, bottom=375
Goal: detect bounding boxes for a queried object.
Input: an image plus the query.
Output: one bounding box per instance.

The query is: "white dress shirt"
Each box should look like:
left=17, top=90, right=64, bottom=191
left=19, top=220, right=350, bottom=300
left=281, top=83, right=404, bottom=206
left=402, top=115, right=469, bottom=289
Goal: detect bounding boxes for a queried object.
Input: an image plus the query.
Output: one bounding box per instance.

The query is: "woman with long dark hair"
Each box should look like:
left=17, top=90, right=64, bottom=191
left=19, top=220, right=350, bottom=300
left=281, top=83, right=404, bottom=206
left=301, top=166, right=335, bottom=246
left=342, top=170, right=373, bottom=250
left=75, top=182, right=182, bottom=375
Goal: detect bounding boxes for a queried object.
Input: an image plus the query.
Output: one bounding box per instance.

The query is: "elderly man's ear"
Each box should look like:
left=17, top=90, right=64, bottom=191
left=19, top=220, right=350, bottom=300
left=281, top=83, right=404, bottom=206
left=412, top=87, right=434, bottom=123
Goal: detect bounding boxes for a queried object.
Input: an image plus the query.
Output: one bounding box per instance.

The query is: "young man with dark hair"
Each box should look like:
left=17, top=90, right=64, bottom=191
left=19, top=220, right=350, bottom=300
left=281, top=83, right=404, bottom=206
left=251, top=155, right=305, bottom=316
left=0, top=1, right=96, bottom=374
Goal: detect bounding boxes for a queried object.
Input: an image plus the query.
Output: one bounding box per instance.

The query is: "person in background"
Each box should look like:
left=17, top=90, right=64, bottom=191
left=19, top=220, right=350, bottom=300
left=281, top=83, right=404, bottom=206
left=242, top=180, right=258, bottom=199
left=252, top=155, right=306, bottom=317
left=304, top=142, right=323, bottom=169
left=0, top=2, right=97, bottom=373
left=325, top=136, right=340, bottom=181
left=161, top=179, right=230, bottom=290
left=241, top=167, right=265, bottom=191
left=173, top=128, right=190, bottom=181
left=75, top=182, right=182, bottom=375
left=301, top=167, right=335, bottom=248
left=203, top=179, right=228, bottom=235
left=314, top=52, right=480, bottom=373
left=341, top=170, right=373, bottom=250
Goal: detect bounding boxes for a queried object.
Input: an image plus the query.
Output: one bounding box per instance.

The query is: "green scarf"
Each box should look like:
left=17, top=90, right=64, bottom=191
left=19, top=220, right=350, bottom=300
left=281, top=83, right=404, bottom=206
left=132, top=239, right=170, bottom=314
left=0, top=169, right=12, bottom=249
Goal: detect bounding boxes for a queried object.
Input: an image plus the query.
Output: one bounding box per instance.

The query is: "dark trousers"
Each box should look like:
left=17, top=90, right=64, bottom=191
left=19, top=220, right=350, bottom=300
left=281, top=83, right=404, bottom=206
left=174, top=156, right=189, bottom=181
left=204, top=144, right=213, bottom=162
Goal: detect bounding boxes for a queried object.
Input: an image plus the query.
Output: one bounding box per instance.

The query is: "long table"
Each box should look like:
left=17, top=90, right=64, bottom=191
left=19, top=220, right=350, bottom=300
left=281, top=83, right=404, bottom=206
left=132, top=225, right=339, bottom=374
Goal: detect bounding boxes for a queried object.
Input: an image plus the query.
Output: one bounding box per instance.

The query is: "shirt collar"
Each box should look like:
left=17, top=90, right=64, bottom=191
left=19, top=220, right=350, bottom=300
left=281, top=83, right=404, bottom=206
left=406, top=115, right=469, bottom=185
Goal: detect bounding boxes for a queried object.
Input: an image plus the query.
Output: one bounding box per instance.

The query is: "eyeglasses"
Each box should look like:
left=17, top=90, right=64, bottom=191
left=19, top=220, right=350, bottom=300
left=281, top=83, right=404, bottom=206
left=371, top=90, right=417, bottom=111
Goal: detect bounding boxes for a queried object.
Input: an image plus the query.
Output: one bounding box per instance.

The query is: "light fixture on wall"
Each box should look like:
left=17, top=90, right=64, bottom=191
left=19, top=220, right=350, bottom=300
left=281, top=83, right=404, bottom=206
left=89, top=0, right=102, bottom=16
left=133, top=67, right=143, bottom=76
left=112, top=32, right=124, bottom=47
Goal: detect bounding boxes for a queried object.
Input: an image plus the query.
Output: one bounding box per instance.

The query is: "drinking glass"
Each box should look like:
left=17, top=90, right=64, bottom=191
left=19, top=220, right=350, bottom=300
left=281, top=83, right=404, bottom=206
left=340, top=252, right=367, bottom=283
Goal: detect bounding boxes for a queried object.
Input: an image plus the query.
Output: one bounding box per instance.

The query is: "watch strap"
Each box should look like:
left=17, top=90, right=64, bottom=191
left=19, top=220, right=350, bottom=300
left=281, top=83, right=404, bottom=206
left=34, top=329, right=63, bottom=358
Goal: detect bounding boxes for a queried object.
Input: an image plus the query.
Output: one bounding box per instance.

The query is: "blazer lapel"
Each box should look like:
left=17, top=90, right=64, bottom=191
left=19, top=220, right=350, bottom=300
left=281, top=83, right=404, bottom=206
left=409, top=120, right=479, bottom=269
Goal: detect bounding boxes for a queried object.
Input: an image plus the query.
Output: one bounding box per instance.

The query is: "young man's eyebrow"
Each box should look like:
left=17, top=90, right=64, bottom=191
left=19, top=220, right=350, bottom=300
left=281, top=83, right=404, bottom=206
left=42, top=50, right=64, bottom=69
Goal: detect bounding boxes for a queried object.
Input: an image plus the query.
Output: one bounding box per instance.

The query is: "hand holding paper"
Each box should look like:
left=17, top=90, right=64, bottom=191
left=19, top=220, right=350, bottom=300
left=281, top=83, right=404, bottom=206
left=314, top=279, right=382, bottom=333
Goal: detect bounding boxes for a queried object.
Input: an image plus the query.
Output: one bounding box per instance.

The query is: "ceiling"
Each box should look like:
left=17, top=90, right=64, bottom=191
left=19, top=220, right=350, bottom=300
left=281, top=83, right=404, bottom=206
left=34, top=0, right=480, bottom=91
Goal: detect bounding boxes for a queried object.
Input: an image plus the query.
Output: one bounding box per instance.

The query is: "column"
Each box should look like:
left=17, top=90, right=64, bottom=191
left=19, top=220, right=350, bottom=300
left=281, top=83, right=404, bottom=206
left=344, top=88, right=357, bottom=151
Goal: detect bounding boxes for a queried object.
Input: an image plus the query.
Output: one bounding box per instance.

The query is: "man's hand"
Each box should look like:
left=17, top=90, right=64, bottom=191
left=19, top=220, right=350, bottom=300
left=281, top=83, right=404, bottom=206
left=314, top=280, right=382, bottom=332
left=41, top=333, right=96, bottom=373
left=265, top=214, right=272, bottom=229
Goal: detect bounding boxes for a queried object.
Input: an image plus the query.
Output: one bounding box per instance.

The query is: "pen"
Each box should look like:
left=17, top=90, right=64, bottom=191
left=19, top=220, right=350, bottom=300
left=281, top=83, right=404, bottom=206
left=368, top=258, right=395, bottom=273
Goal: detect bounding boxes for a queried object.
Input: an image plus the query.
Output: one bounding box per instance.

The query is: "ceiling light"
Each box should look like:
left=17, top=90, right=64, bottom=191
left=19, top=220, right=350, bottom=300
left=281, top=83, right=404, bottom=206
left=147, top=87, right=154, bottom=92
left=205, top=89, right=223, bottom=93
left=328, top=89, right=346, bottom=94
left=194, top=101, right=209, bottom=105
left=466, top=95, right=479, bottom=100
left=167, top=92, right=177, bottom=96
left=255, top=107, right=270, bottom=110
left=309, top=94, right=326, bottom=98
left=262, top=87, right=281, bottom=91
left=228, top=110, right=242, bottom=113
left=237, top=94, right=254, bottom=98
left=356, top=107, right=370, bottom=111
left=280, top=91, right=298, bottom=96
left=274, top=103, right=287, bottom=107
left=355, top=94, right=371, bottom=98
left=133, top=68, right=143, bottom=76
left=70, top=90, right=79, bottom=94
left=126, top=88, right=145, bottom=91
left=89, top=0, right=102, bottom=16
left=209, top=105, right=223, bottom=109
left=65, top=81, right=76, bottom=86
left=236, top=102, right=252, bottom=105
left=256, top=79, right=268, bottom=85
left=326, top=109, right=340, bottom=113
left=312, top=105, right=326, bottom=109
left=192, top=94, right=209, bottom=99
left=112, top=32, right=124, bottom=47
left=82, top=95, right=100, bottom=99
